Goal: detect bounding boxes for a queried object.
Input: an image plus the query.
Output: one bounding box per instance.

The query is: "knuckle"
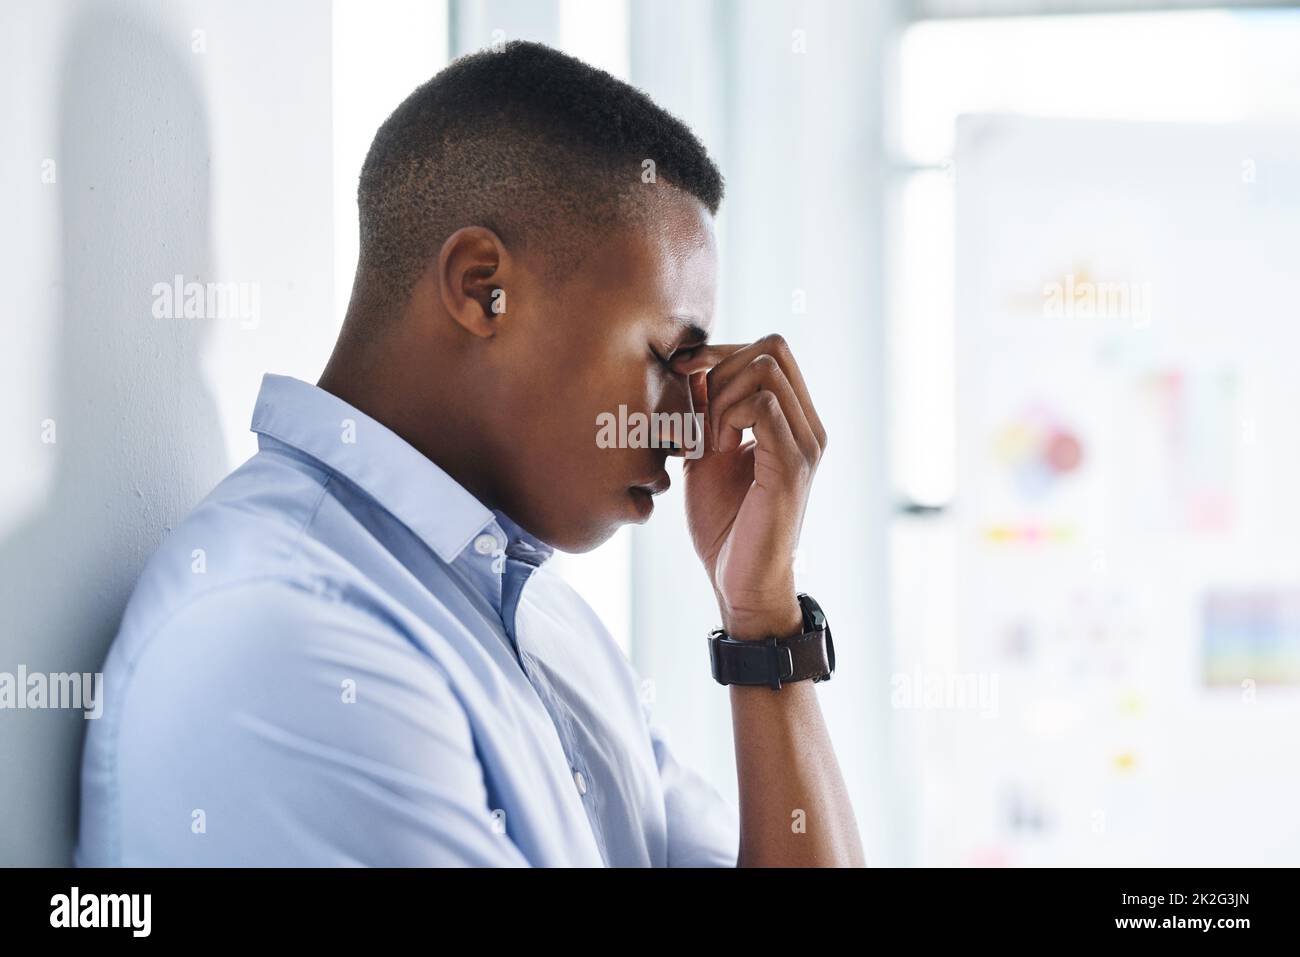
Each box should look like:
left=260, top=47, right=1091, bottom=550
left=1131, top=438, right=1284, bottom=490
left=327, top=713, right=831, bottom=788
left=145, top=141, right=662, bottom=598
left=763, top=332, right=790, bottom=357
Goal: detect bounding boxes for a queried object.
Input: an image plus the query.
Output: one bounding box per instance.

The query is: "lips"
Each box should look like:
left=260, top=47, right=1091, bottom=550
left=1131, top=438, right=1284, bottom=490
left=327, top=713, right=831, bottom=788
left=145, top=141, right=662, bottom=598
left=630, top=469, right=671, bottom=496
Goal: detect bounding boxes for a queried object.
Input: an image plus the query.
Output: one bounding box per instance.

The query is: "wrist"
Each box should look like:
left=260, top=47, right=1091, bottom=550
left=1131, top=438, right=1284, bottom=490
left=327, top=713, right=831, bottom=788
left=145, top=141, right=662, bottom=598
left=720, top=593, right=803, bottom=641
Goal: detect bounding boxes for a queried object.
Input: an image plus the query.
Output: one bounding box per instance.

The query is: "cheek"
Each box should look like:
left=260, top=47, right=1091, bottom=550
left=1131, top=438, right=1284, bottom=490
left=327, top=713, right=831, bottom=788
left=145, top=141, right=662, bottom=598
left=546, top=360, right=643, bottom=455
left=579, top=345, right=663, bottom=415
left=562, top=364, right=663, bottom=471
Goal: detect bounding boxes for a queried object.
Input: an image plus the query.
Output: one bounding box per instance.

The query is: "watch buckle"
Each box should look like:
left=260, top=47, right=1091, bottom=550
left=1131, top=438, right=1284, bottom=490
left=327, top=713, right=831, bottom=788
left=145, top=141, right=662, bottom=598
left=766, top=637, right=794, bottom=690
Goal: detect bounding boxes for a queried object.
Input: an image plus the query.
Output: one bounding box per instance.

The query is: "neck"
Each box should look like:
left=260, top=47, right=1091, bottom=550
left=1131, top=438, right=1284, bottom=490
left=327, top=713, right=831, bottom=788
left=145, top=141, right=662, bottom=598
left=317, top=310, right=504, bottom=513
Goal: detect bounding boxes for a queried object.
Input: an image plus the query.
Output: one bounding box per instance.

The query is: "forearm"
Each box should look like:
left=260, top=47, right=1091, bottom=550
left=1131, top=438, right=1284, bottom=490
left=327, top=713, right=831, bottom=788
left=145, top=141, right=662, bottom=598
left=726, top=608, right=866, bottom=868
left=730, top=681, right=865, bottom=867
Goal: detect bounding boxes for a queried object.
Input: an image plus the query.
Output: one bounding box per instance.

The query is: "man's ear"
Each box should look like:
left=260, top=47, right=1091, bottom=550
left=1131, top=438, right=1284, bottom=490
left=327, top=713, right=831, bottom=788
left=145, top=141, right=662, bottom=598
left=437, top=225, right=510, bottom=339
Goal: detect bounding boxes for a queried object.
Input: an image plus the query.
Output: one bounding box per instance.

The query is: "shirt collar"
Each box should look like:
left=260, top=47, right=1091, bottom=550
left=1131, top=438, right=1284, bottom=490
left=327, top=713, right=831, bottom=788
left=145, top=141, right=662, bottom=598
left=249, top=373, right=552, bottom=566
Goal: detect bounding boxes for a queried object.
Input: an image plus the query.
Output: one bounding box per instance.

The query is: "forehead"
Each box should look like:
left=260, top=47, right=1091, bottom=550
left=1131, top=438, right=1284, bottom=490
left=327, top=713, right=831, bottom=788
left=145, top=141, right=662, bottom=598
left=576, top=191, right=717, bottom=333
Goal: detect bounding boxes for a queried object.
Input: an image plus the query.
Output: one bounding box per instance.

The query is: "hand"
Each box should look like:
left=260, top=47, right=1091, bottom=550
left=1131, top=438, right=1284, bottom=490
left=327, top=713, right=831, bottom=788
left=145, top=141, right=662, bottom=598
left=669, top=334, right=828, bottom=640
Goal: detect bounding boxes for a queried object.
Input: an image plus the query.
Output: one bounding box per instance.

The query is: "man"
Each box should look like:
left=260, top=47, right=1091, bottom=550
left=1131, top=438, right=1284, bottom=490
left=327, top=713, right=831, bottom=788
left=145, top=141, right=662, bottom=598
left=76, top=40, right=863, bottom=867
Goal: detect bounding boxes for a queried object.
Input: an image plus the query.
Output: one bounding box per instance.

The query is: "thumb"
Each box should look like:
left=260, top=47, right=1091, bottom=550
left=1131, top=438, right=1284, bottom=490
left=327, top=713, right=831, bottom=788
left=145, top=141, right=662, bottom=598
left=685, top=370, right=713, bottom=462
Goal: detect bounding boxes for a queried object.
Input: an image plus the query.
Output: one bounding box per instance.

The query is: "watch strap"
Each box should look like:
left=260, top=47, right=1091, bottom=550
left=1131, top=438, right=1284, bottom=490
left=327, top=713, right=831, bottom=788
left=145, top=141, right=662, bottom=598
left=708, top=594, right=834, bottom=689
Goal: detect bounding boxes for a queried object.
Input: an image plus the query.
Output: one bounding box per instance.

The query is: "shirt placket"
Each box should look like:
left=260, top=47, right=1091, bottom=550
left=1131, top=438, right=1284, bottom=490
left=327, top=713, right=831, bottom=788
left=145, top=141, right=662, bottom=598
left=500, top=541, right=607, bottom=863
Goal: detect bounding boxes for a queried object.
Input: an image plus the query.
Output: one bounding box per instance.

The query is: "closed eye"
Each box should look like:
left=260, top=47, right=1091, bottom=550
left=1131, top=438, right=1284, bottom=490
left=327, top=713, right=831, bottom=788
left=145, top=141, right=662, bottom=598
left=652, top=344, right=699, bottom=371
left=672, top=345, right=700, bottom=364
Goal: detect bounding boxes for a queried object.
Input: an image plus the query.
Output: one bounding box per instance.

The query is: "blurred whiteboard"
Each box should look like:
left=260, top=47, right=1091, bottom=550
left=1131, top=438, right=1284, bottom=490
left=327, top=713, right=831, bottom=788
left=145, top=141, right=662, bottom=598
left=948, top=115, right=1300, bottom=865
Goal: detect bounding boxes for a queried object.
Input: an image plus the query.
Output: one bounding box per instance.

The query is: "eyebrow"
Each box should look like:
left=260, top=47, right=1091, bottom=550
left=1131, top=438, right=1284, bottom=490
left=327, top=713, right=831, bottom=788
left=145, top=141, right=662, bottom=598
left=669, top=316, right=710, bottom=346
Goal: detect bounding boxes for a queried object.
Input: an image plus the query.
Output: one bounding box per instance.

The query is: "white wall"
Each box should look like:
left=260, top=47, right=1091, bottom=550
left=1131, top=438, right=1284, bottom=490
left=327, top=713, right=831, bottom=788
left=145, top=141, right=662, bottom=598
left=0, top=0, right=335, bottom=865
left=334, top=1, right=448, bottom=341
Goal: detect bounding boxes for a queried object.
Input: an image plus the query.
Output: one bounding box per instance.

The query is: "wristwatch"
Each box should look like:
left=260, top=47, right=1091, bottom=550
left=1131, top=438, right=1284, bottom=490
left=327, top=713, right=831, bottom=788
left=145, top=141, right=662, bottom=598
left=708, top=592, right=835, bottom=690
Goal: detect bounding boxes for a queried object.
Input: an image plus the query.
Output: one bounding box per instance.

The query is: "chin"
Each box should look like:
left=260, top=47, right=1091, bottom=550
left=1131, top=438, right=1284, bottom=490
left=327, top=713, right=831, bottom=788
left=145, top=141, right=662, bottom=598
left=543, top=510, right=626, bottom=554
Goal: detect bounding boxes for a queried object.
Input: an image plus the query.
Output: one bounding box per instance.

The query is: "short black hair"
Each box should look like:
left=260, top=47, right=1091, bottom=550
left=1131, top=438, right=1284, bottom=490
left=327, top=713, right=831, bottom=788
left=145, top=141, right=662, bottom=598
left=354, top=40, right=725, bottom=310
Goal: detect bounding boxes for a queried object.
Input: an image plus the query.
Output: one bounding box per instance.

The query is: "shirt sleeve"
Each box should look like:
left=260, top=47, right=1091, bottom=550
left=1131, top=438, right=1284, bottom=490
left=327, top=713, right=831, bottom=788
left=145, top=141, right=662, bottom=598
left=110, top=579, right=532, bottom=867
left=643, top=701, right=741, bottom=867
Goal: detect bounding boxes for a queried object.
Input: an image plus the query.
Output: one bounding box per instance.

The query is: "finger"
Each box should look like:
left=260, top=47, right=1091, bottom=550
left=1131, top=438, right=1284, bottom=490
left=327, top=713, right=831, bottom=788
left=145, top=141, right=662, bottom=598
left=669, top=343, right=747, bottom=376
left=708, top=353, right=819, bottom=461
left=704, top=341, right=770, bottom=396
left=675, top=335, right=828, bottom=454
left=749, top=334, right=827, bottom=452
left=716, top=390, right=802, bottom=480
left=686, top=370, right=712, bottom=456
left=703, top=336, right=826, bottom=456
left=673, top=340, right=782, bottom=401
left=689, top=368, right=709, bottom=416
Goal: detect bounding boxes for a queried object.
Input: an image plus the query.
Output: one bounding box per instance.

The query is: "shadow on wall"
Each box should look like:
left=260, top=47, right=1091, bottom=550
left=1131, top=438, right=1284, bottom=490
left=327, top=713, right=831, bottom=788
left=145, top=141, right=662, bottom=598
left=0, top=7, right=226, bottom=864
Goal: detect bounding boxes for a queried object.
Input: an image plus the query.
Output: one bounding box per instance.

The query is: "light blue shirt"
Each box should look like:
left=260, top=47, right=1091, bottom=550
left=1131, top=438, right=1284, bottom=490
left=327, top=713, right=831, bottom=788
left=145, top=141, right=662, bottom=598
left=75, top=373, right=739, bottom=866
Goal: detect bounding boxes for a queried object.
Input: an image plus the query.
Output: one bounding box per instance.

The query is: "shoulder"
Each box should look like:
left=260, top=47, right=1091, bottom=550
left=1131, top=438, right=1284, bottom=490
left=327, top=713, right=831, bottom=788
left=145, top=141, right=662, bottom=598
left=108, top=575, right=468, bottom=806
left=111, top=448, right=353, bottom=666
left=118, top=576, right=431, bottom=715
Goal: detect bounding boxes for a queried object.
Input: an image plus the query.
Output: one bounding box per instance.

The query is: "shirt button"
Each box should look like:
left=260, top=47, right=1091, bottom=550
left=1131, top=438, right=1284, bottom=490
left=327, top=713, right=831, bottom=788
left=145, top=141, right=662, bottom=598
left=473, top=533, right=499, bottom=555
left=573, top=770, right=588, bottom=795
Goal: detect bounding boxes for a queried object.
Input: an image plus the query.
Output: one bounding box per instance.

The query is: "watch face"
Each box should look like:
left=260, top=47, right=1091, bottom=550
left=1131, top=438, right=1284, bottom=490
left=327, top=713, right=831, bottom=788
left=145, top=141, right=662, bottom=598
left=797, top=593, right=833, bottom=679
left=798, top=592, right=826, bottom=631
